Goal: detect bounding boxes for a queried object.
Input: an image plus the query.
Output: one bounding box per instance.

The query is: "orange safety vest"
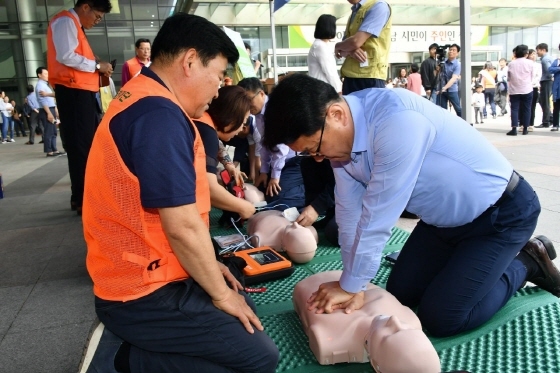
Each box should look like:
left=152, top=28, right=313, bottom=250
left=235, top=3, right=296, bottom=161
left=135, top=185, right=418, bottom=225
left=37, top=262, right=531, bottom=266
left=196, top=112, right=216, bottom=129
left=83, top=73, right=211, bottom=302
left=126, top=57, right=144, bottom=80
left=47, top=10, right=99, bottom=92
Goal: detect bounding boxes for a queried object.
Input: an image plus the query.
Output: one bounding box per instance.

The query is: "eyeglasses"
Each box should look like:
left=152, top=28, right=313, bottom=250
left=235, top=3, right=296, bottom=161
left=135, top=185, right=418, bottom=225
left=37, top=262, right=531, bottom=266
left=90, top=8, right=104, bottom=22
left=297, top=108, right=328, bottom=157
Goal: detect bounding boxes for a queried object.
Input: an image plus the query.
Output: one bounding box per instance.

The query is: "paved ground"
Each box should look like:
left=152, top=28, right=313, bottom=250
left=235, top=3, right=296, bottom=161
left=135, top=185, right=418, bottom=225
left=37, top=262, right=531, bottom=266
left=0, top=109, right=559, bottom=373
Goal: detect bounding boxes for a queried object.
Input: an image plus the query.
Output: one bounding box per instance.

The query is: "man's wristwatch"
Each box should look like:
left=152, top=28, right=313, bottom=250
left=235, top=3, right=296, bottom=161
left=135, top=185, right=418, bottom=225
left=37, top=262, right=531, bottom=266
left=96, top=63, right=100, bottom=70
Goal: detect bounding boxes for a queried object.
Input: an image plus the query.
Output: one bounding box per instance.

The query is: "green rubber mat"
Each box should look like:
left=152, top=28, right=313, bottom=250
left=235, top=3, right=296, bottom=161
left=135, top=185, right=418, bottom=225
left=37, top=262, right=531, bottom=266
left=209, top=209, right=560, bottom=372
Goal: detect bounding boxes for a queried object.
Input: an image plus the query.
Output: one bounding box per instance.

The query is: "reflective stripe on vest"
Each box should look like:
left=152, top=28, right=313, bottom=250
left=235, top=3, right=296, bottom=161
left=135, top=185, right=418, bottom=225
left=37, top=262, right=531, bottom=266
left=47, top=10, right=99, bottom=92
left=83, top=73, right=211, bottom=301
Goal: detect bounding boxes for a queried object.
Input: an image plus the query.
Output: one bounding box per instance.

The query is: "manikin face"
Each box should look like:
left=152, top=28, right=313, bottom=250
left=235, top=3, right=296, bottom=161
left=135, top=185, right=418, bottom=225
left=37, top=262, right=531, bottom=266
left=366, top=315, right=441, bottom=373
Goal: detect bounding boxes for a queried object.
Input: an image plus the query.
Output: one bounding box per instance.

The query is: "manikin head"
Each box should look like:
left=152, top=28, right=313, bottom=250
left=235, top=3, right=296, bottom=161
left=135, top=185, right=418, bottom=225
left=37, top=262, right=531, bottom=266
left=247, top=210, right=318, bottom=253
left=282, top=222, right=317, bottom=263
left=366, top=315, right=441, bottom=373
left=243, top=184, right=265, bottom=204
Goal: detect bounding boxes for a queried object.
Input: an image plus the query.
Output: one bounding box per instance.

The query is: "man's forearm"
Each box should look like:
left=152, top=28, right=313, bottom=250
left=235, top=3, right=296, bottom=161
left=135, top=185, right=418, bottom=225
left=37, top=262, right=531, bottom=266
left=335, top=38, right=359, bottom=53
left=159, top=205, right=230, bottom=302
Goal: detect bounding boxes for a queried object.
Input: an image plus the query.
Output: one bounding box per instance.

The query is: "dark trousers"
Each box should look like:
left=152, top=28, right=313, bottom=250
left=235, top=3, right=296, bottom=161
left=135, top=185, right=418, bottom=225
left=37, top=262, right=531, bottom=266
left=482, top=88, right=496, bottom=117
left=14, top=118, right=26, bottom=136
left=495, top=89, right=508, bottom=114
left=553, top=98, right=560, bottom=128
left=96, top=279, right=279, bottom=373
left=27, top=111, right=42, bottom=144
left=342, top=77, right=385, bottom=95
left=38, top=107, right=58, bottom=153
left=510, top=92, right=533, bottom=129
left=55, top=85, right=100, bottom=207
left=539, top=80, right=552, bottom=124
left=386, top=175, right=540, bottom=337
left=437, top=91, right=462, bottom=117
left=264, top=156, right=305, bottom=210
left=530, top=87, right=539, bottom=126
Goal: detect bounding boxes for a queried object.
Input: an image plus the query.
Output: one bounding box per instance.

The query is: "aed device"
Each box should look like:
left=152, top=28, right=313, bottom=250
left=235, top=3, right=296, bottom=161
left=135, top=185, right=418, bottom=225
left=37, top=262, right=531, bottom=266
left=234, top=246, right=292, bottom=276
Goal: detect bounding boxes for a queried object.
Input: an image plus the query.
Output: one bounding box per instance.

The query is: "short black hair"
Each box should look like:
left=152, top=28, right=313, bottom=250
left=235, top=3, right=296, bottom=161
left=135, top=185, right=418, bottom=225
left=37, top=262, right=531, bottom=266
left=515, top=44, right=529, bottom=58
left=262, top=74, right=340, bottom=149
left=314, top=14, right=336, bottom=39
left=135, top=38, right=150, bottom=48
left=536, top=43, right=548, bottom=52
left=237, top=77, right=264, bottom=93
left=75, top=0, right=112, bottom=13
left=151, top=13, right=238, bottom=67
left=26, top=84, right=34, bottom=93
left=429, top=43, right=438, bottom=51
left=410, top=63, right=419, bottom=73
left=36, top=66, right=46, bottom=77
left=450, top=43, right=461, bottom=52
left=244, top=42, right=251, bottom=51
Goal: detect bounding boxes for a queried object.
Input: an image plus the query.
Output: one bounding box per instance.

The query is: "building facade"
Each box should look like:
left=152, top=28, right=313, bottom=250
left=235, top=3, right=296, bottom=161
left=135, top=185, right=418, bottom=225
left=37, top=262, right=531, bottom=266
left=0, top=0, right=558, bottom=102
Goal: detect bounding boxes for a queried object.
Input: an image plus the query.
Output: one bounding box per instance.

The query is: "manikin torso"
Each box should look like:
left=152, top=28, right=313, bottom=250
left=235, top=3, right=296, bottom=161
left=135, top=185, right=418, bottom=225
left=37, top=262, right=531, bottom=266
left=293, top=271, right=441, bottom=372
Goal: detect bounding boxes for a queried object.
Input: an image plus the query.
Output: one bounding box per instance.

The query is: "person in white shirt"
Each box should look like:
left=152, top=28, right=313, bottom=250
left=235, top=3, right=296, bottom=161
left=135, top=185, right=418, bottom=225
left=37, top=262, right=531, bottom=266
left=2, top=96, right=14, bottom=142
left=307, top=14, right=342, bottom=94
left=471, top=84, right=485, bottom=124
left=528, top=49, right=542, bottom=131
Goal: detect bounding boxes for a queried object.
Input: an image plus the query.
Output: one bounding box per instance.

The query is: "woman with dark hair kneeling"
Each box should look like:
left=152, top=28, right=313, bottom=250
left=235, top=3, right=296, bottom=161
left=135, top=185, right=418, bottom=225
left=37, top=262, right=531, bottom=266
left=193, top=85, right=256, bottom=221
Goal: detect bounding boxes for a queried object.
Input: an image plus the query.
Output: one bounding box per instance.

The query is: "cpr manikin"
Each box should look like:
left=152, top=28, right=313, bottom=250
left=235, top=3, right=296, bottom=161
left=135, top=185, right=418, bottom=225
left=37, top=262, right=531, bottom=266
left=247, top=210, right=318, bottom=263
left=293, top=271, right=440, bottom=372
left=243, top=184, right=265, bottom=205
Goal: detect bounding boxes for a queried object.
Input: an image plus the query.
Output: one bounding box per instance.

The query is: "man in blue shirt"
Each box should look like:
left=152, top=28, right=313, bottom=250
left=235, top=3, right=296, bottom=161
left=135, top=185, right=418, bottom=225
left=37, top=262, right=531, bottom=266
left=437, top=43, right=462, bottom=117
left=24, top=84, right=42, bottom=145
left=261, top=74, right=560, bottom=337
left=536, top=43, right=553, bottom=128
left=36, top=67, right=62, bottom=157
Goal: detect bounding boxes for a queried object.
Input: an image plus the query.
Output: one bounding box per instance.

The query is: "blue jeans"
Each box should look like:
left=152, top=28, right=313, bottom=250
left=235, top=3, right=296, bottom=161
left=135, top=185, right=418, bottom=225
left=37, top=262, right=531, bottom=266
left=437, top=91, right=462, bottom=117
left=387, top=174, right=540, bottom=337
left=96, top=279, right=279, bottom=373
left=263, top=156, right=306, bottom=210
left=483, top=88, right=496, bottom=117
left=1, top=114, right=13, bottom=139
left=510, top=92, right=533, bottom=129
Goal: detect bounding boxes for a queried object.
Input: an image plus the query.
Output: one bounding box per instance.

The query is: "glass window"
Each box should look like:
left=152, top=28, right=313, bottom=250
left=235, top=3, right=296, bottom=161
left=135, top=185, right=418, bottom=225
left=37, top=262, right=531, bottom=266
left=471, top=52, right=487, bottom=62
left=522, top=27, right=537, bottom=50
left=132, top=20, right=159, bottom=43
left=105, top=0, right=133, bottom=21
left=158, top=7, right=175, bottom=20
left=490, top=26, right=507, bottom=60
left=87, top=23, right=110, bottom=62
left=104, top=20, right=133, bottom=82
left=537, top=25, right=552, bottom=50
left=131, top=0, right=158, bottom=20
left=286, top=55, right=307, bottom=67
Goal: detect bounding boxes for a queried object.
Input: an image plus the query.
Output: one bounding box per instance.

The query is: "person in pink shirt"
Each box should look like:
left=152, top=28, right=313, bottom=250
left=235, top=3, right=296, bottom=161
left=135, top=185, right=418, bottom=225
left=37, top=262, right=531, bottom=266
left=507, top=44, right=534, bottom=136
left=406, top=63, right=422, bottom=96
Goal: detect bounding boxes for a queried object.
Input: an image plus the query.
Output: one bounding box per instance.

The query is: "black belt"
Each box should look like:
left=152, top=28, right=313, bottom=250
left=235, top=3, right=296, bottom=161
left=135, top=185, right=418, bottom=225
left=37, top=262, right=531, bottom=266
left=495, top=171, right=520, bottom=206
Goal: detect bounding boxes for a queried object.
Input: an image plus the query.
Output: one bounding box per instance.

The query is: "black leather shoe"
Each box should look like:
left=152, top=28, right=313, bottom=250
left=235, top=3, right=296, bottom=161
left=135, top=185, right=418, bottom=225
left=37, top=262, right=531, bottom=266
left=522, top=235, right=560, bottom=297
left=535, top=124, right=550, bottom=128
left=551, top=127, right=559, bottom=132
left=506, top=129, right=517, bottom=136
left=522, top=128, right=528, bottom=135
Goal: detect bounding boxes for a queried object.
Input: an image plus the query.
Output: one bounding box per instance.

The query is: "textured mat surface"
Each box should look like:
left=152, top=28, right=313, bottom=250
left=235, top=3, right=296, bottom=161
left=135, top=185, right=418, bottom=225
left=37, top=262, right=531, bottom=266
left=210, top=209, right=560, bottom=373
